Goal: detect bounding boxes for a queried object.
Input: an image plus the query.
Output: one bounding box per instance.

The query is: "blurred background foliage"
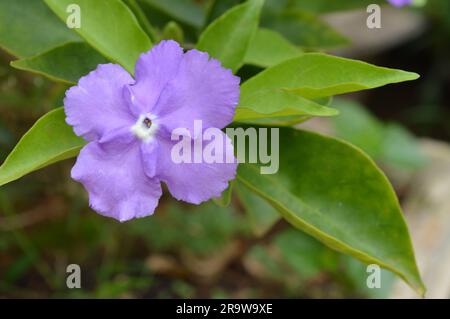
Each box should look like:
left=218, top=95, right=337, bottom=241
left=0, top=0, right=449, bottom=298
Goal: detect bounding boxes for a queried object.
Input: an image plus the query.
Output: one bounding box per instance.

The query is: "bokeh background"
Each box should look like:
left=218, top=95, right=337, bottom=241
left=1, top=0, right=449, bottom=298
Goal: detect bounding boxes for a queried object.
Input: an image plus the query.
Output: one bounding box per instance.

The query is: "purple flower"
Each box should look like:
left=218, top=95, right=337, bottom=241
left=387, top=0, right=412, bottom=7
left=64, top=40, right=240, bottom=222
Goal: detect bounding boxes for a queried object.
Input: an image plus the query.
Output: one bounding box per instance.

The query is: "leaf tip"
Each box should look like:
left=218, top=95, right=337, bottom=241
left=406, top=71, right=420, bottom=81
left=9, top=59, right=20, bottom=68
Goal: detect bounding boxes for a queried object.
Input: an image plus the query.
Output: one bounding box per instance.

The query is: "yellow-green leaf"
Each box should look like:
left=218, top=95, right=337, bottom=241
left=237, top=127, right=425, bottom=295
left=0, top=108, right=85, bottom=187
left=197, top=0, right=264, bottom=73
left=44, top=0, right=152, bottom=73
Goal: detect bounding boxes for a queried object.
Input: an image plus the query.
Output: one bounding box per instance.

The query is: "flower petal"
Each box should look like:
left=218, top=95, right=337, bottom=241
left=153, top=49, right=240, bottom=136
left=140, top=139, right=159, bottom=178
left=388, top=0, right=412, bottom=7
left=126, top=40, right=184, bottom=116
left=72, top=131, right=162, bottom=222
left=64, top=63, right=135, bottom=142
left=154, top=131, right=237, bottom=204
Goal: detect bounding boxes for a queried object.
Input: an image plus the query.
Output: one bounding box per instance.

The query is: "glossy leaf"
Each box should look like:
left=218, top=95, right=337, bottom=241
left=11, top=42, right=109, bottom=84
left=240, top=53, right=419, bottom=104
left=0, top=108, right=85, bottom=187
left=244, top=28, right=302, bottom=68
left=234, top=92, right=338, bottom=123
left=44, top=0, right=152, bottom=73
left=197, top=0, right=264, bottom=73
left=235, top=53, right=418, bottom=123
left=0, top=0, right=80, bottom=57
left=236, top=128, right=425, bottom=294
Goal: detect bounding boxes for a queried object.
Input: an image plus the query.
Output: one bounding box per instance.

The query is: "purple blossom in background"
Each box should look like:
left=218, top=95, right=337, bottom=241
left=387, top=0, right=412, bottom=7
left=64, top=40, right=240, bottom=222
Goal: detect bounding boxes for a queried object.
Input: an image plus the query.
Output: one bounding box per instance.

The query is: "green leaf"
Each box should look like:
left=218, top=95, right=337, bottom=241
left=332, top=99, right=385, bottom=158
left=10, top=42, right=109, bottom=84
left=0, top=0, right=80, bottom=57
left=197, top=0, right=264, bottom=73
left=381, top=123, right=428, bottom=169
left=44, top=0, right=152, bottom=74
left=332, top=99, right=427, bottom=169
left=237, top=128, right=425, bottom=295
left=205, top=0, right=241, bottom=25
left=261, top=9, right=349, bottom=49
left=123, top=0, right=159, bottom=42
left=161, top=21, right=184, bottom=43
left=0, top=108, right=85, bottom=187
left=234, top=91, right=338, bottom=123
left=244, top=28, right=302, bottom=68
left=236, top=52, right=418, bottom=123
left=240, top=53, right=419, bottom=104
left=341, top=254, right=396, bottom=299
left=141, top=0, right=205, bottom=29
left=235, top=96, right=334, bottom=126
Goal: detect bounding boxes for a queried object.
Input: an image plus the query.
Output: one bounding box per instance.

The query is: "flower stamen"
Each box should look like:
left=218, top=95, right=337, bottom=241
left=143, top=117, right=152, bottom=128
left=131, top=114, right=158, bottom=143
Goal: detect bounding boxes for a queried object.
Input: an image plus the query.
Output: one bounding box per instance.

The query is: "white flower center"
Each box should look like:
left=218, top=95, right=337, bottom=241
left=131, top=114, right=158, bottom=143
